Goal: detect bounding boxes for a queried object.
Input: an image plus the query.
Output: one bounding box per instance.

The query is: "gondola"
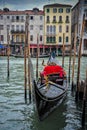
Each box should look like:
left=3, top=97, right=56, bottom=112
left=33, top=59, right=68, bottom=121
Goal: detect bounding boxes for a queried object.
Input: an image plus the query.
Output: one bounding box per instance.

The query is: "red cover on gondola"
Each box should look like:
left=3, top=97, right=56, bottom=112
left=41, top=65, right=66, bottom=77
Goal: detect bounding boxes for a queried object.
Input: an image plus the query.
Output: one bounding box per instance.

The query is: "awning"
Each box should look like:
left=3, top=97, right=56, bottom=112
left=0, top=44, right=5, bottom=49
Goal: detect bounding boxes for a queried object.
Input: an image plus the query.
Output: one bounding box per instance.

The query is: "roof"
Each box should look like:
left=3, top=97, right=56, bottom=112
left=43, top=3, right=72, bottom=8
left=0, top=9, right=44, bottom=15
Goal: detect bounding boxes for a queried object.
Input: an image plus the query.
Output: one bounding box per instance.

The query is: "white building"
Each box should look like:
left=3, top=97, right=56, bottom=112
left=72, top=0, right=87, bottom=56
left=0, top=8, right=44, bottom=55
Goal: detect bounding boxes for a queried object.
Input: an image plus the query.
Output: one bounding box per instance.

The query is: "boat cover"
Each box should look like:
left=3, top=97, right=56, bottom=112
left=40, top=65, right=66, bottom=78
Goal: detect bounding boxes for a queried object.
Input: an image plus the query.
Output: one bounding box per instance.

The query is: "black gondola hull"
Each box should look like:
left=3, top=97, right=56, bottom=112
left=34, top=78, right=67, bottom=121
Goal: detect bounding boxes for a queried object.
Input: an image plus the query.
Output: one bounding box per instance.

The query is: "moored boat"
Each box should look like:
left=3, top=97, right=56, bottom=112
left=33, top=56, right=68, bottom=121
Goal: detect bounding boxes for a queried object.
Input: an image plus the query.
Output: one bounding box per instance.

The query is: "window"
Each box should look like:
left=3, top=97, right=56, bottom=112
left=66, top=25, right=69, bottom=32
left=58, top=8, right=63, bottom=13
left=16, top=25, right=19, bottom=31
left=66, top=16, right=69, bottom=23
left=40, top=16, right=43, bottom=20
left=47, top=8, right=50, bottom=13
left=50, top=26, right=52, bottom=33
left=84, top=39, right=87, bottom=50
left=0, top=35, right=4, bottom=41
left=46, top=36, right=56, bottom=43
left=0, top=15, right=3, bottom=20
left=7, top=16, right=10, bottom=19
left=47, top=36, right=50, bottom=43
left=12, top=16, right=15, bottom=22
left=12, top=35, right=15, bottom=42
left=16, top=35, right=19, bottom=42
left=16, top=16, right=19, bottom=21
left=53, top=25, right=56, bottom=34
left=66, top=8, right=70, bottom=13
left=21, top=25, right=24, bottom=31
left=66, top=36, right=69, bottom=42
left=30, top=25, right=33, bottom=30
left=47, top=25, right=49, bottom=33
left=30, top=16, right=33, bottom=20
left=46, top=16, right=50, bottom=23
left=53, top=37, right=56, bottom=42
left=21, top=35, right=24, bottom=42
left=7, top=25, right=10, bottom=30
left=59, top=36, right=62, bottom=42
left=53, top=16, right=56, bottom=22
left=40, top=35, right=42, bottom=41
left=53, top=8, right=57, bottom=13
left=21, top=16, right=24, bottom=22
left=0, top=25, right=4, bottom=30
left=59, top=25, right=62, bottom=32
left=12, top=25, right=15, bottom=30
left=30, top=35, right=33, bottom=41
left=58, top=16, right=63, bottom=23
left=40, top=25, right=43, bottom=30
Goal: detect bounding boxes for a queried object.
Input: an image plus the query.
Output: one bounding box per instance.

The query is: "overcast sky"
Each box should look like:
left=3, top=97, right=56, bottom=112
left=0, top=0, right=78, bottom=10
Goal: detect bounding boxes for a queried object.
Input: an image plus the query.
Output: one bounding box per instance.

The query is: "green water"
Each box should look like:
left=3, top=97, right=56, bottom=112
left=0, top=56, right=87, bottom=130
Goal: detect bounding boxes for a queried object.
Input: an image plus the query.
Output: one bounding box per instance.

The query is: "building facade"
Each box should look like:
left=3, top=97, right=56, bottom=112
left=0, top=3, right=72, bottom=56
left=72, top=0, right=87, bottom=55
left=0, top=8, right=44, bottom=56
left=43, top=4, right=72, bottom=55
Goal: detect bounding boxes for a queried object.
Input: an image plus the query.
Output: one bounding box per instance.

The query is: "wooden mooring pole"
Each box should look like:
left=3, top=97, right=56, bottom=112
left=24, top=15, right=28, bottom=103
left=68, top=44, right=72, bottom=83
left=7, top=28, right=10, bottom=79
left=62, top=33, right=65, bottom=68
left=36, top=34, right=39, bottom=80
left=27, top=16, right=32, bottom=103
left=75, top=15, right=85, bottom=102
left=71, top=37, right=76, bottom=91
left=82, top=69, right=87, bottom=127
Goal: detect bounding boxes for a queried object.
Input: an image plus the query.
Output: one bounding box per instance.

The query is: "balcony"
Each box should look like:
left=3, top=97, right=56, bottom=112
left=46, top=20, right=50, bottom=23
left=52, top=20, right=57, bottom=23
left=58, top=20, right=63, bottom=24
left=65, top=20, right=70, bottom=23
left=11, top=19, right=25, bottom=22
left=11, top=30, right=25, bottom=34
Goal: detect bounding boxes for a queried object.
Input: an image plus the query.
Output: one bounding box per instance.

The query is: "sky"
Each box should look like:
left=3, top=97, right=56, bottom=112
left=0, top=0, right=78, bottom=10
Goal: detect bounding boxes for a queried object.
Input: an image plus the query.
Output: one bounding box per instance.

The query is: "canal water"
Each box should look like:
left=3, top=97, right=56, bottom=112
left=0, top=56, right=87, bottom=130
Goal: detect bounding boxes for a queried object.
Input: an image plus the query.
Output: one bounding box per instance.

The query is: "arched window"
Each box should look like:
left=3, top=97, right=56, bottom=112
left=66, top=36, right=69, bottom=42
left=50, top=26, right=52, bottom=33
left=53, top=25, right=56, bottom=34
left=66, top=16, right=69, bottom=23
left=59, top=25, right=62, bottom=32
left=59, top=16, right=62, bottom=23
left=66, top=25, right=69, bottom=32
left=47, top=25, right=49, bottom=33
left=59, top=36, right=62, bottom=42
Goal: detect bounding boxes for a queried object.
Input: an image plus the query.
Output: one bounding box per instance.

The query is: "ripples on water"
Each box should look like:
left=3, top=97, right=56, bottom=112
left=0, top=56, right=87, bottom=130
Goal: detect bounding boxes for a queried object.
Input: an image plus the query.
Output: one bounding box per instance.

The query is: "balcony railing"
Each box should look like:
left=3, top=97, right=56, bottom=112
left=11, top=30, right=25, bottom=33
left=52, top=20, right=57, bottom=23
left=46, top=20, right=50, bottom=23
left=11, top=19, right=25, bottom=22
left=65, top=20, right=70, bottom=23
left=58, top=20, right=63, bottom=23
